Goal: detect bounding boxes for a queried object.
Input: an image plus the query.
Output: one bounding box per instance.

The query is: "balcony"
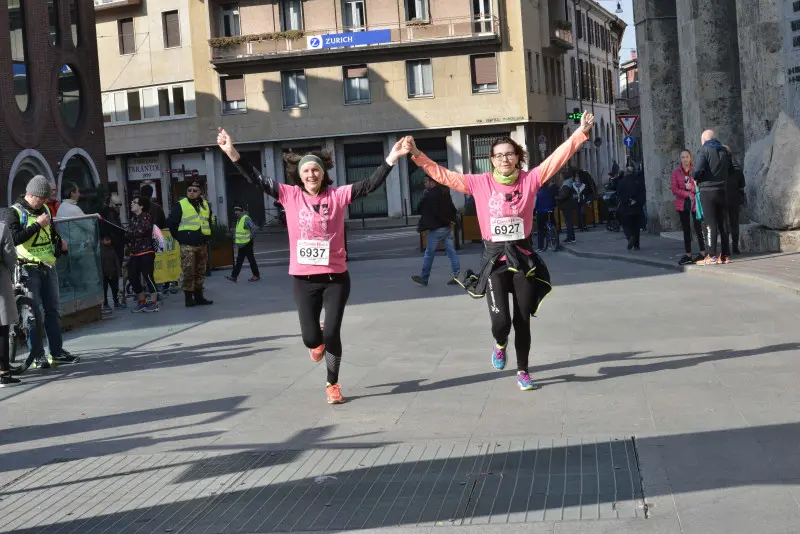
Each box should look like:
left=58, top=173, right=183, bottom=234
left=93, top=0, right=140, bottom=11
left=550, top=24, right=574, bottom=50
left=210, top=16, right=501, bottom=67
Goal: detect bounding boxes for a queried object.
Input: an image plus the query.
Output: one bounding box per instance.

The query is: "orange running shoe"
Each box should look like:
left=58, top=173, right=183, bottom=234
left=326, top=383, right=345, bottom=404
left=310, top=344, right=325, bottom=362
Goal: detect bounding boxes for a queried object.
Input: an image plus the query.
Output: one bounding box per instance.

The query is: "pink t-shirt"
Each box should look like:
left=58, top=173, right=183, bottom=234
left=464, top=171, right=542, bottom=241
left=278, top=183, right=353, bottom=276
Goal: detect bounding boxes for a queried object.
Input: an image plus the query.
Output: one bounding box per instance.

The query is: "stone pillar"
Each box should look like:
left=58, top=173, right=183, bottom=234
left=447, top=129, right=465, bottom=209
left=676, top=0, right=744, bottom=159
left=632, top=0, right=684, bottom=232
left=115, top=156, right=128, bottom=225
left=157, top=151, right=171, bottom=218
left=735, top=0, right=788, bottom=151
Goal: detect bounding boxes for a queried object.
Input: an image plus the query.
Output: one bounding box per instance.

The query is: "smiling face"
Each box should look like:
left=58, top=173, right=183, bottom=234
left=300, top=163, right=324, bottom=195
left=491, top=143, right=520, bottom=176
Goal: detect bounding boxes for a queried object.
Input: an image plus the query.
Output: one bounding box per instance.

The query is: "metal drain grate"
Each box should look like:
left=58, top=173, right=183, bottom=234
left=0, top=438, right=646, bottom=533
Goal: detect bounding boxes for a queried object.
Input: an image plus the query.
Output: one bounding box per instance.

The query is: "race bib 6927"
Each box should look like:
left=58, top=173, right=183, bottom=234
left=490, top=216, right=524, bottom=242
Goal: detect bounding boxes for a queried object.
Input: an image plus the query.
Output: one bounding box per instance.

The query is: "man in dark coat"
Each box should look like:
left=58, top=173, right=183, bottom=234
left=412, top=176, right=460, bottom=286
left=616, top=163, right=646, bottom=250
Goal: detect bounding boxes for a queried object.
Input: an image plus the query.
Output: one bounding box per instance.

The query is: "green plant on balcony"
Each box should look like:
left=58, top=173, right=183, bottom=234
left=555, top=20, right=573, bottom=31
left=208, top=30, right=306, bottom=48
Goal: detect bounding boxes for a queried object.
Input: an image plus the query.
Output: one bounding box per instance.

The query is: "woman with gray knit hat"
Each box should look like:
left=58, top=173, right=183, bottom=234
left=217, top=127, right=410, bottom=405
left=4, top=175, right=78, bottom=368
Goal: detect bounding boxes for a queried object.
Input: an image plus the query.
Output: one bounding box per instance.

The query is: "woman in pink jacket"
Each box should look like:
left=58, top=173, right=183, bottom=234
left=671, top=150, right=706, bottom=265
left=405, top=111, right=594, bottom=392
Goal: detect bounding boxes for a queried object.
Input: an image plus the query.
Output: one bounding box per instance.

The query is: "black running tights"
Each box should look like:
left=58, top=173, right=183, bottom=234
left=485, top=268, right=535, bottom=372
left=0, top=325, right=10, bottom=372
left=292, top=272, right=351, bottom=385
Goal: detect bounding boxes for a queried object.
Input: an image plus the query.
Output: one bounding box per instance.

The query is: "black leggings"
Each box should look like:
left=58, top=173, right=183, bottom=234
left=129, top=253, right=157, bottom=295
left=678, top=210, right=705, bottom=254
left=103, top=276, right=120, bottom=305
left=292, top=272, right=351, bottom=385
left=699, top=188, right=730, bottom=257
left=0, top=325, right=9, bottom=372
left=486, top=268, right=535, bottom=372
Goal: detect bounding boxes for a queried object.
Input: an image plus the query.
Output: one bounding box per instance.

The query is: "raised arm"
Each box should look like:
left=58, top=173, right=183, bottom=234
left=407, top=137, right=470, bottom=194
left=538, top=111, right=594, bottom=185
left=351, top=137, right=411, bottom=200
left=217, top=128, right=280, bottom=198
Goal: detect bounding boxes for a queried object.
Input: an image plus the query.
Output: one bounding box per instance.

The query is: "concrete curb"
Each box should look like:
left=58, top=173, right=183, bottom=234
left=561, top=245, right=800, bottom=297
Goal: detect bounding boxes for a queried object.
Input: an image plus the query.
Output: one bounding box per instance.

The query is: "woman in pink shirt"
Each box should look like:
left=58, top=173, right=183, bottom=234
left=405, top=111, right=594, bottom=391
left=217, top=128, right=410, bottom=404
left=671, top=150, right=706, bottom=265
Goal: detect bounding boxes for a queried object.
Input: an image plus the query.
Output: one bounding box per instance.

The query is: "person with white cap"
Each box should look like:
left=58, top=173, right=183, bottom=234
left=4, top=175, right=78, bottom=368
left=226, top=203, right=260, bottom=283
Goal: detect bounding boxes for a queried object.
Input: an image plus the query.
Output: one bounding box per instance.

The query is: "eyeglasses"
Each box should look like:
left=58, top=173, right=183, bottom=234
left=491, top=152, right=518, bottom=161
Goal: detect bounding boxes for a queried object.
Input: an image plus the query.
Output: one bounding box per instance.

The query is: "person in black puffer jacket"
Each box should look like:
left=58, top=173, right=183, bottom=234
left=412, top=176, right=460, bottom=286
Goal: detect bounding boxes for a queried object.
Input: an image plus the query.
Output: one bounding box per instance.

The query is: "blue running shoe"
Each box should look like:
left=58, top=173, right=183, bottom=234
left=517, top=371, right=535, bottom=391
left=131, top=302, right=147, bottom=313
left=492, top=345, right=506, bottom=370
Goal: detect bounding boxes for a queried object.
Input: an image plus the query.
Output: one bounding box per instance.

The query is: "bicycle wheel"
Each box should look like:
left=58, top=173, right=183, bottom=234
left=9, top=295, right=44, bottom=376
left=548, top=225, right=560, bottom=251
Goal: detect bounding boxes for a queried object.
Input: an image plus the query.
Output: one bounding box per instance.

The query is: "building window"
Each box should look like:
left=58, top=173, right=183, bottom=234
left=342, top=0, right=366, bottom=31
left=570, top=57, right=577, bottom=98
left=280, top=0, right=303, bottom=31
left=158, top=88, right=170, bottom=116
left=543, top=58, right=550, bottom=94
left=220, top=2, right=240, bottom=37
left=48, top=0, right=59, bottom=46
left=58, top=65, right=81, bottom=128
left=535, top=53, right=541, bottom=93
left=575, top=9, right=582, bottom=39
left=406, top=59, right=433, bottom=98
left=113, top=92, right=127, bottom=122
left=405, top=0, right=429, bottom=21
left=118, top=18, right=135, bottom=55
left=343, top=65, right=370, bottom=104
left=527, top=50, right=533, bottom=92
left=602, top=69, right=607, bottom=103
left=9, top=0, right=29, bottom=112
left=221, top=75, right=246, bottom=112
left=162, top=10, right=181, bottom=48
left=173, top=86, right=186, bottom=115
left=795, top=0, right=800, bottom=12
left=470, top=54, right=498, bottom=94
left=281, top=70, right=308, bottom=109
left=127, top=90, right=142, bottom=121
left=556, top=60, right=563, bottom=96
left=102, top=94, right=113, bottom=123
left=608, top=68, right=614, bottom=102
left=69, top=0, right=79, bottom=46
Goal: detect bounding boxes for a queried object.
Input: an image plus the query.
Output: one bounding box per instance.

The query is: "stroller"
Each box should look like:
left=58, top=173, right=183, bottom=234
left=603, top=182, right=621, bottom=232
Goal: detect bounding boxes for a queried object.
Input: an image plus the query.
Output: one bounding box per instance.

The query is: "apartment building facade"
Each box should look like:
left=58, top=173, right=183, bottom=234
left=2, top=0, right=106, bottom=207
left=99, top=0, right=578, bottom=226
left=562, top=0, right=625, bottom=184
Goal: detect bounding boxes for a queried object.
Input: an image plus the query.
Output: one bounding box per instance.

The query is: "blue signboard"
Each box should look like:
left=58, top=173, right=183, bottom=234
left=624, top=135, right=635, bottom=148
left=307, top=29, right=392, bottom=50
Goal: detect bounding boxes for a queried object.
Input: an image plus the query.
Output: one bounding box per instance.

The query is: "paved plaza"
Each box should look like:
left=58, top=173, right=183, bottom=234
left=1, top=248, right=800, bottom=533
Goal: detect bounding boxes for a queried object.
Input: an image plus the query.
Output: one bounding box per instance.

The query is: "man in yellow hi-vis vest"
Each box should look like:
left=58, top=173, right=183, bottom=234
left=225, top=203, right=260, bottom=283
left=3, top=175, right=78, bottom=368
left=166, top=181, right=215, bottom=307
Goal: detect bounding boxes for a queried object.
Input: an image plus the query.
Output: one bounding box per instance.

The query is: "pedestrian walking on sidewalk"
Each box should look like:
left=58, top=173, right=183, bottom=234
left=226, top=204, right=260, bottom=283
left=217, top=127, right=411, bottom=405
left=724, top=144, right=745, bottom=255
left=672, top=150, right=706, bottom=265
left=555, top=172, right=578, bottom=243
left=166, top=181, right=215, bottom=307
left=405, top=110, right=595, bottom=392
left=693, top=130, right=734, bottom=265
left=617, top=162, right=645, bottom=251
left=0, top=222, right=20, bottom=387
left=412, top=176, right=460, bottom=286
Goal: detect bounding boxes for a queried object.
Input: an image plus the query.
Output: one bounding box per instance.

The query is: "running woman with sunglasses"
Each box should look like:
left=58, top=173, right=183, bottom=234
left=217, top=128, right=411, bottom=404
left=405, top=111, right=595, bottom=391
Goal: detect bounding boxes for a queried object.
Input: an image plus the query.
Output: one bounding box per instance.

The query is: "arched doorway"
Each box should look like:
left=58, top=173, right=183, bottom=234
left=58, top=150, right=101, bottom=213
left=8, top=150, right=54, bottom=206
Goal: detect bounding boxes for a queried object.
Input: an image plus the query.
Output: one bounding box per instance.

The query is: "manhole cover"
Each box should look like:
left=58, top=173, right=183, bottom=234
left=0, top=438, right=646, bottom=533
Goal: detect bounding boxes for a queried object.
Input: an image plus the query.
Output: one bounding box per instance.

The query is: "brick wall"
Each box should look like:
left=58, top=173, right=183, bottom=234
left=0, top=0, right=107, bottom=206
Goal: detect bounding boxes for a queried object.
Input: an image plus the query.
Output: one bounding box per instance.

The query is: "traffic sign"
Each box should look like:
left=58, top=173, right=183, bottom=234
left=618, top=115, right=639, bottom=135
left=538, top=135, right=547, bottom=143
left=624, top=135, right=635, bottom=148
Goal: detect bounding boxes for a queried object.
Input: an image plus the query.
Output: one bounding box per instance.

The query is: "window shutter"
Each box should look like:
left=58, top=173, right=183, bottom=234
left=223, top=76, right=244, bottom=101
left=473, top=55, right=497, bottom=85
left=346, top=66, right=368, bottom=78
left=164, top=11, right=180, bottom=47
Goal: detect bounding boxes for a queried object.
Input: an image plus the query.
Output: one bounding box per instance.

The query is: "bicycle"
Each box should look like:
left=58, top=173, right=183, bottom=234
left=534, top=211, right=560, bottom=252
left=9, top=261, right=45, bottom=375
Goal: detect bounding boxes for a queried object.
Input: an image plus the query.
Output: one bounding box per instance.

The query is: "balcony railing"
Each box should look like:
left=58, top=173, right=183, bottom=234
left=210, top=16, right=500, bottom=63
left=93, top=0, right=140, bottom=10
left=551, top=27, right=574, bottom=49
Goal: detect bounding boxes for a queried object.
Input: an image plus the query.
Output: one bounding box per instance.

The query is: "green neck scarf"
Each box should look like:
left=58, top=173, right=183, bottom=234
left=493, top=168, right=520, bottom=185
